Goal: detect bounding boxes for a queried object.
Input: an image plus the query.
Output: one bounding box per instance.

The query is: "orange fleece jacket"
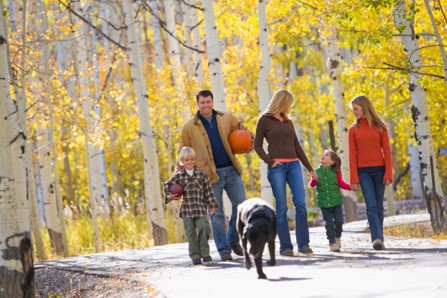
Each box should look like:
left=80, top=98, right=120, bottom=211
left=348, top=118, right=393, bottom=184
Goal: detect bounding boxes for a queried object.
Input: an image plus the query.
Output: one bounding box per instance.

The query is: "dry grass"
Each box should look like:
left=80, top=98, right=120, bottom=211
left=384, top=221, right=447, bottom=240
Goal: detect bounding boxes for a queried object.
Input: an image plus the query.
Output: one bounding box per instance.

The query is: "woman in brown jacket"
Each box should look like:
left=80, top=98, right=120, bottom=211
left=254, top=89, right=315, bottom=257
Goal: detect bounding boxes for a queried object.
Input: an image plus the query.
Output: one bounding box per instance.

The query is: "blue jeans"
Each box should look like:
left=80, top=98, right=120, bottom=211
left=359, top=166, right=385, bottom=242
left=321, top=205, right=343, bottom=244
left=267, top=161, right=310, bottom=253
left=210, top=166, right=246, bottom=255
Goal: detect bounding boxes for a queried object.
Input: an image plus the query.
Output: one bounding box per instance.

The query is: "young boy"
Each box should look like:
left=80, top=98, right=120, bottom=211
left=164, top=146, right=218, bottom=265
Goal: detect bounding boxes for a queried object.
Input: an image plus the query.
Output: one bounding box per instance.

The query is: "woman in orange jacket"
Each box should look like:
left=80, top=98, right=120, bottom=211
left=348, top=95, right=393, bottom=251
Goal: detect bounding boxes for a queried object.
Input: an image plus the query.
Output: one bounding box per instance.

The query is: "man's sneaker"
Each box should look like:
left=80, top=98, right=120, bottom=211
left=298, top=247, right=313, bottom=254
left=192, top=258, right=202, bottom=265
left=221, top=252, right=233, bottom=261
left=231, top=243, right=244, bottom=256
left=280, top=248, right=294, bottom=257
left=372, top=239, right=384, bottom=250
left=330, top=243, right=340, bottom=252
left=202, top=256, right=212, bottom=263
left=335, top=237, right=341, bottom=250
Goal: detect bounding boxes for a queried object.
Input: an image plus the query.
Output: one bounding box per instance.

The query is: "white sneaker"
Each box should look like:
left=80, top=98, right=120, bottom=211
left=330, top=243, right=340, bottom=252
left=335, top=237, right=341, bottom=250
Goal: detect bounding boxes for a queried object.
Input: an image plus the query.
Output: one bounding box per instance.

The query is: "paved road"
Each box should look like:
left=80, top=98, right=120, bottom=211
left=37, top=213, right=447, bottom=297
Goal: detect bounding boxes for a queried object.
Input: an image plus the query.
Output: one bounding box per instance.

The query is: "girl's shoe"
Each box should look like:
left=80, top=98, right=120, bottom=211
left=335, top=237, right=341, bottom=250
left=330, top=243, right=340, bottom=252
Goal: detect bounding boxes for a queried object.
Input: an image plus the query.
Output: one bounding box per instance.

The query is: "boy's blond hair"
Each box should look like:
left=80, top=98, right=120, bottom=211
left=178, top=146, right=196, bottom=166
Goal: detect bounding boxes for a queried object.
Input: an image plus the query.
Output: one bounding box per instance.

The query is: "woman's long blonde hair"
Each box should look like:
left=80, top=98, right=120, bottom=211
left=350, top=95, right=387, bottom=132
left=264, top=89, right=295, bottom=119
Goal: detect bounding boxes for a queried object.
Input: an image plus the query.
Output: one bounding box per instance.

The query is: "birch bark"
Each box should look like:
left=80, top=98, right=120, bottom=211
left=0, top=1, right=34, bottom=293
left=324, top=28, right=357, bottom=222
left=123, top=0, right=167, bottom=245
left=394, top=0, right=446, bottom=232
left=201, top=0, right=226, bottom=109
left=257, top=0, right=274, bottom=205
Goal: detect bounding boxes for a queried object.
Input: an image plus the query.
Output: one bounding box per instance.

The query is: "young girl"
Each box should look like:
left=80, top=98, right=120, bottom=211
left=164, top=147, right=218, bottom=265
left=310, top=150, right=351, bottom=252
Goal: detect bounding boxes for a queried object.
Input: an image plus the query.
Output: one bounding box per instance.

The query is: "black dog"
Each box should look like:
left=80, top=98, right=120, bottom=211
left=236, top=198, right=277, bottom=279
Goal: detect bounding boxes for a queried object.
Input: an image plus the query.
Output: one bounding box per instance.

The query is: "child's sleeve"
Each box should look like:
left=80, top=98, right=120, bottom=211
left=163, top=175, right=178, bottom=204
left=336, top=171, right=351, bottom=191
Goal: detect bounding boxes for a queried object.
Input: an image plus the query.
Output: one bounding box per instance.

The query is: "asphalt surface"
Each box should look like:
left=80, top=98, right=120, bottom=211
left=37, top=213, right=447, bottom=298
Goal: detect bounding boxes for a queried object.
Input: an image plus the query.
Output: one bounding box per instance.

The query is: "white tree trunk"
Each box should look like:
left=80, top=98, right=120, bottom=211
left=181, top=0, right=194, bottom=79
left=384, top=86, right=395, bottom=216
left=74, top=2, right=101, bottom=251
left=191, top=0, right=204, bottom=84
left=33, top=0, right=69, bottom=256
left=150, top=0, right=164, bottom=70
left=324, top=28, right=357, bottom=222
left=164, top=0, right=189, bottom=119
left=12, top=0, right=46, bottom=261
left=0, top=2, right=34, bottom=293
left=123, top=0, right=167, bottom=245
left=394, top=0, right=446, bottom=232
left=91, top=15, right=111, bottom=218
left=408, top=143, right=424, bottom=201
left=201, top=0, right=226, bottom=109
left=288, top=61, right=311, bottom=206
left=257, top=0, right=274, bottom=205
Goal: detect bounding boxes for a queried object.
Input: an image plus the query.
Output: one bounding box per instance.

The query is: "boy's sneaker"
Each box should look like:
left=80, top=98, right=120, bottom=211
left=221, top=252, right=233, bottom=261
left=202, top=256, right=212, bottom=263
left=280, top=248, right=294, bottom=257
left=192, top=258, right=202, bottom=265
left=330, top=243, right=340, bottom=252
left=372, top=239, right=384, bottom=250
left=298, top=247, right=313, bottom=254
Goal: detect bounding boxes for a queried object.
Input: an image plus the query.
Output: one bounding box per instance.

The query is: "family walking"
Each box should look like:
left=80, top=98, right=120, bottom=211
left=164, top=89, right=393, bottom=264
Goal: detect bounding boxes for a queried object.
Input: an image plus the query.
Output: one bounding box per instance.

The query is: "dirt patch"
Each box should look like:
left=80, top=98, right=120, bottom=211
left=34, top=267, right=156, bottom=297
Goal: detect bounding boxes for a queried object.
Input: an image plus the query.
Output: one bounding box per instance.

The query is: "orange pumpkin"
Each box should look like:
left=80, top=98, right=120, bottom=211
left=228, top=130, right=253, bottom=154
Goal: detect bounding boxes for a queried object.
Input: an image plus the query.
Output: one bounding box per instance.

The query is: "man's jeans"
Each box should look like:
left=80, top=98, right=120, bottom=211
left=358, top=166, right=385, bottom=242
left=210, top=166, right=246, bottom=255
left=321, top=205, right=344, bottom=244
left=267, top=161, right=310, bottom=253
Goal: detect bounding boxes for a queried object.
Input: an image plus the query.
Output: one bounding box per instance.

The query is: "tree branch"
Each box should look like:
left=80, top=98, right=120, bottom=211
left=57, top=0, right=127, bottom=51
left=142, top=0, right=205, bottom=54
left=177, top=0, right=203, bottom=11
left=393, top=163, right=410, bottom=192
left=363, top=63, right=446, bottom=80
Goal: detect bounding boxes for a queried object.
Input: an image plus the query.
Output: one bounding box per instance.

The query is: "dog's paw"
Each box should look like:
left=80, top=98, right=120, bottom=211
left=258, top=273, right=267, bottom=279
left=267, top=260, right=276, bottom=266
left=245, top=261, right=252, bottom=270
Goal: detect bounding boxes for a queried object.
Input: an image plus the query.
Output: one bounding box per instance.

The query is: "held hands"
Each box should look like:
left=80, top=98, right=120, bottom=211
left=351, top=184, right=360, bottom=191
left=310, top=171, right=318, bottom=181
left=209, top=207, right=216, bottom=214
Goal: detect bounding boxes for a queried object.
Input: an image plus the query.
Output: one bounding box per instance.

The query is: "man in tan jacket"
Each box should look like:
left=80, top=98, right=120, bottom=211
left=178, top=90, right=253, bottom=261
